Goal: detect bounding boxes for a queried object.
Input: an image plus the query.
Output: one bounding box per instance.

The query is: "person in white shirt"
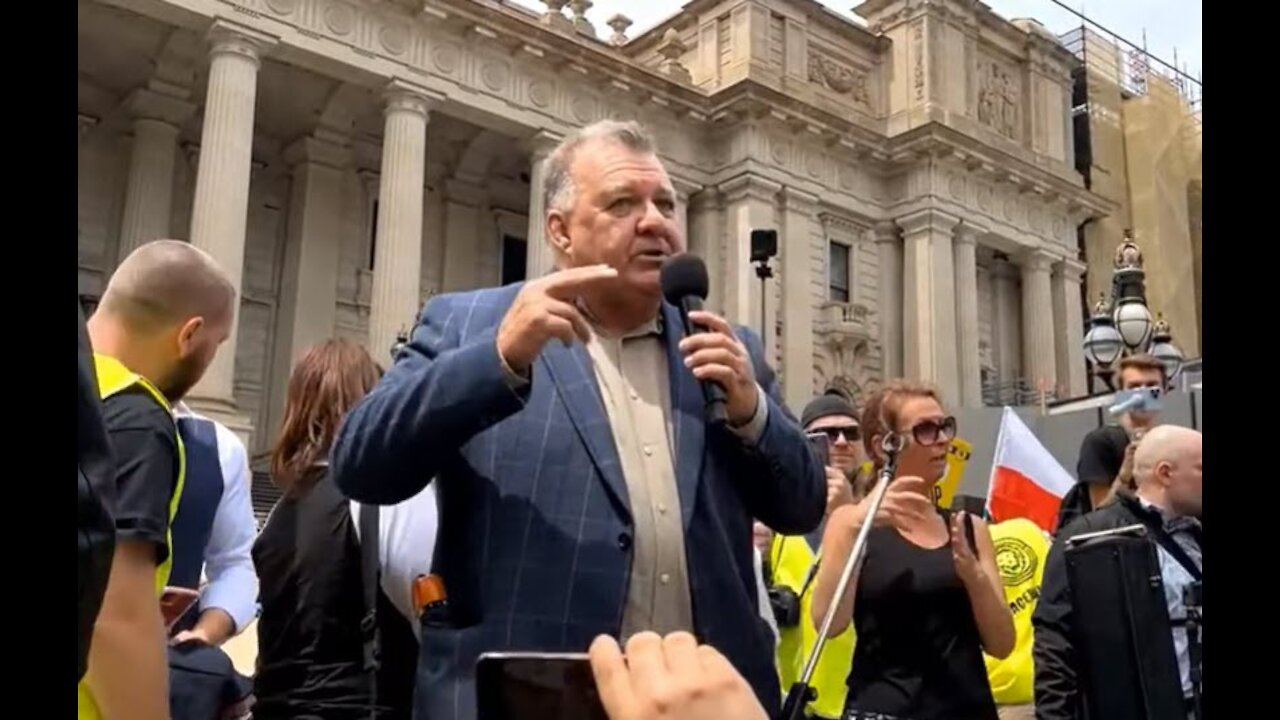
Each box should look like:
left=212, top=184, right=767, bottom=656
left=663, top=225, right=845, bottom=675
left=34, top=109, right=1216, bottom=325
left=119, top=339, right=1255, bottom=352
left=170, top=403, right=259, bottom=645
left=351, top=484, right=440, bottom=639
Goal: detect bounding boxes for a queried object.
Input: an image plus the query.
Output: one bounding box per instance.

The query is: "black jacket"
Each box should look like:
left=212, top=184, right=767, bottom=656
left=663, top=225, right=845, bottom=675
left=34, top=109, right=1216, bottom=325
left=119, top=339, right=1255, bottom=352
left=77, top=301, right=116, bottom=681
left=1032, top=493, right=1174, bottom=720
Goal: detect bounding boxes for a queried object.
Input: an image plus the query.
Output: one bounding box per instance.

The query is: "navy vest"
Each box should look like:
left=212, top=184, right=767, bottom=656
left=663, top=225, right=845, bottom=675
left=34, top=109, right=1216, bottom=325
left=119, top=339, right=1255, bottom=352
left=170, top=417, right=225, bottom=594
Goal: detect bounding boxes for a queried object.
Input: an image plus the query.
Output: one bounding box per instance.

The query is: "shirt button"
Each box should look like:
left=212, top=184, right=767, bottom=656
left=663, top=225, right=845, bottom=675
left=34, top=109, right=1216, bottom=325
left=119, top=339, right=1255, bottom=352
left=643, top=445, right=653, bottom=456
left=629, top=390, right=638, bottom=400
left=657, top=503, right=667, bottom=515
left=660, top=573, right=671, bottom=585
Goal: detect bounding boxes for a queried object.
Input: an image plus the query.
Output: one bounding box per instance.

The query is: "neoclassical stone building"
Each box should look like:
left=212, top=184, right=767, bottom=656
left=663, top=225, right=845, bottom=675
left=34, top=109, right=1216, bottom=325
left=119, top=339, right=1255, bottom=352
left=78, top=0, right=1113, bottom=456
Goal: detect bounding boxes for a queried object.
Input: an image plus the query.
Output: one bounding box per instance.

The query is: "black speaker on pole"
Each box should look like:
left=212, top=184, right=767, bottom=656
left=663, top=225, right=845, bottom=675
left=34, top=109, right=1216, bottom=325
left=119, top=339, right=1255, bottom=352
left=750, top=229, right=778, bottom=264
left=1064, top=527, right=1186, bottom=720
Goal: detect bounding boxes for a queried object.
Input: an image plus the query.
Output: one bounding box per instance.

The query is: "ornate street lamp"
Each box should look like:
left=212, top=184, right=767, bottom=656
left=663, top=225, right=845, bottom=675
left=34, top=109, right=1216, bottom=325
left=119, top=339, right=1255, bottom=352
left=1082, top=231, right=1183, bottom=392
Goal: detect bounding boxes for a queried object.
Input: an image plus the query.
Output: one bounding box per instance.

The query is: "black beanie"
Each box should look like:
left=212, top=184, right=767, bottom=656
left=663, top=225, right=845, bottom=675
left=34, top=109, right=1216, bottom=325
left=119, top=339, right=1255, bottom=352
left=801, top=390, right=858, bottom=429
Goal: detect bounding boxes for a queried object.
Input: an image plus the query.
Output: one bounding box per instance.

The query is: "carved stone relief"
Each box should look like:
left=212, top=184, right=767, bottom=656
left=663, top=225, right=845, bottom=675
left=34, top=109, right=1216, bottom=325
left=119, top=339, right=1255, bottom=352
left=807, top=53, right=870, bottom=107
left=978, top=58, right=1020, bottom=140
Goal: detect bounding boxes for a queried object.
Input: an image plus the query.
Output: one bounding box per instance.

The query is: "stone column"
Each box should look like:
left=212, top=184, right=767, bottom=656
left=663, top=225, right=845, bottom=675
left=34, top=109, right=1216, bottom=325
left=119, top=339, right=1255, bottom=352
left=953, top=223, right=984, bottom=407
left=671, top=176, right=701, bottom=254
left=185, top=20, right=276, bottom=434
left=523, top=130, right=562, bottom=280
left=780, top=187, right=817, bottom=411
left=719, top=174, right=780, bottom=335
left=368, top=81, right=438, bottom=363
left=266, top=133, right=350, bottom=441
left=899, top=209, right=960, bottom=406
left=1052, top=257, right=1089, bottom=398
left=874, top=221, right=903, bottom=380
left=441, top=178, right=485, bottom=293
left=991, top=254, right=1021, bottom=385
left=687, top=187, right=723, bottom=313
left=117, top=89, right=195, bottom=264
left=1020, top=249, right=1057, bottom=397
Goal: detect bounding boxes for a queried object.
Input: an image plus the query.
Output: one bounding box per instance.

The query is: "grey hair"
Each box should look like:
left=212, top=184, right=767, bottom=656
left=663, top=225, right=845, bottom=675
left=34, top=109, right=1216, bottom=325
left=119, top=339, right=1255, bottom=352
left=542, top=120, right=659, bottom=215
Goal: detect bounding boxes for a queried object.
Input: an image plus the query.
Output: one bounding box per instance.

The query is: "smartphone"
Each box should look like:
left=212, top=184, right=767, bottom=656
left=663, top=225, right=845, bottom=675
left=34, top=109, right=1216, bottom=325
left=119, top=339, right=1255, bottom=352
left=805, top=432, right=831, bottom=467
left=160, top=586, right=201, bottom=631
left=475, top=652, right=607, bottom=720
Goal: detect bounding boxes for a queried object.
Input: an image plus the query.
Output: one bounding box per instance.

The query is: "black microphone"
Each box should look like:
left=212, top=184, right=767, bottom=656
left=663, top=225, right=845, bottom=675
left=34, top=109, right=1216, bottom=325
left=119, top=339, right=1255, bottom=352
left=660, top=254, right=729, bottom=425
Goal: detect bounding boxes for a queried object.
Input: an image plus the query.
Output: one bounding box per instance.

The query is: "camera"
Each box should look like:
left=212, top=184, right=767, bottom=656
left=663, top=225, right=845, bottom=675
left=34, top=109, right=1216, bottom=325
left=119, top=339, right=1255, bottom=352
left=768, top=585, right=801, bottom=628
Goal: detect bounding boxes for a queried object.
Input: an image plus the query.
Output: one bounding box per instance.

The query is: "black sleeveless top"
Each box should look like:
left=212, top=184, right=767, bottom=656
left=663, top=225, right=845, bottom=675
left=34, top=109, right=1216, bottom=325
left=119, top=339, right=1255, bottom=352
left=846, top=509, right=998, bottom=720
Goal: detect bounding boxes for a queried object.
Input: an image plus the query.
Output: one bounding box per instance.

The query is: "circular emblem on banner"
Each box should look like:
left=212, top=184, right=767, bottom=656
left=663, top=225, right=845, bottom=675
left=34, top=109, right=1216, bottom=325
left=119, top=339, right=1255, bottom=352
left=995, top=536, right=1037, bottom=586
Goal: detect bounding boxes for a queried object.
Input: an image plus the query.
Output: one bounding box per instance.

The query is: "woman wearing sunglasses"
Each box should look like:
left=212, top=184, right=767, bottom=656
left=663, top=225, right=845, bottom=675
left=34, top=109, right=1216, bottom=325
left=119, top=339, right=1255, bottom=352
left=810, top=381, right=1014, bottom=720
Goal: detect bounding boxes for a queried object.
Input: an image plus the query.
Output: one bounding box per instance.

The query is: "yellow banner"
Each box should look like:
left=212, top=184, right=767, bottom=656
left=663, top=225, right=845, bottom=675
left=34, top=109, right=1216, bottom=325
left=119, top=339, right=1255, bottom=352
left=933, top=437, right=973, bottom=509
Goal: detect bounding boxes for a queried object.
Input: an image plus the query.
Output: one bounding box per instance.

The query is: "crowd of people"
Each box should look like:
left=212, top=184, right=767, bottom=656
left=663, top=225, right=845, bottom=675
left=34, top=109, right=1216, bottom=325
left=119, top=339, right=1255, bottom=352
left=76, top=119, right=1201, bottom=720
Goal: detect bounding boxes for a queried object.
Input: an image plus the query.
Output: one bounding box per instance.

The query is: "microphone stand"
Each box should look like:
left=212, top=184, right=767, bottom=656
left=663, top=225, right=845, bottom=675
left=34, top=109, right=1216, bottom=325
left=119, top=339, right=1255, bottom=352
left=779, top=433, right=905, bottom=720
left=754, top=259, right=773, bottom=345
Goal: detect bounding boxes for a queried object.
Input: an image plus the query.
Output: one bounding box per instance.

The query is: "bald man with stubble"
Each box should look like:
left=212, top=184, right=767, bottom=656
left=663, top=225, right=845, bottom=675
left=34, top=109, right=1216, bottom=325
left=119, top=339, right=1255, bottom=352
left=1033, top=425, right=1202, bottom=720
left=80, top=240, right=236, bottom=720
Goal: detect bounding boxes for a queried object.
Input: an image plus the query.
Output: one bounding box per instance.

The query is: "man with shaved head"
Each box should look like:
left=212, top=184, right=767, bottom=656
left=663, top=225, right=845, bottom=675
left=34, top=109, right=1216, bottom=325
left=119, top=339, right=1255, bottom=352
left=1032, top=425, right=1203, bottom=720
left=80, top=240, right=235, bottom=720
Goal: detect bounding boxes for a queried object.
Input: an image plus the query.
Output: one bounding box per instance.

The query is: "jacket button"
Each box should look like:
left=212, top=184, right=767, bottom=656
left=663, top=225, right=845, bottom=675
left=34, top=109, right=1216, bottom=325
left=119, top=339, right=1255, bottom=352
left=616, top=533, right=632, bottom=551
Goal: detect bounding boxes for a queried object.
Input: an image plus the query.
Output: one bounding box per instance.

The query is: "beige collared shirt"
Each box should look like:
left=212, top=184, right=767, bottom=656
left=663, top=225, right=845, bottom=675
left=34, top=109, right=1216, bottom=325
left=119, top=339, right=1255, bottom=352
left=583, top=316, right=695, bottom=638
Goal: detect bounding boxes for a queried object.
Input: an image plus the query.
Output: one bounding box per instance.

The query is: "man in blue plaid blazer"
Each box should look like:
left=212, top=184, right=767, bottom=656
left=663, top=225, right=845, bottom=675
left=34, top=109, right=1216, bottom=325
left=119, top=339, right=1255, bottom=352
left=333, top=120, right=825, bottom=719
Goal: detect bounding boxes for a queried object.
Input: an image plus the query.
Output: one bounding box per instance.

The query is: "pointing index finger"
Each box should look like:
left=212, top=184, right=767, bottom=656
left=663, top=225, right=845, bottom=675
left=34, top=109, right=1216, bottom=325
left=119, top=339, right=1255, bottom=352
left=542, top=265, right=619, bottom=299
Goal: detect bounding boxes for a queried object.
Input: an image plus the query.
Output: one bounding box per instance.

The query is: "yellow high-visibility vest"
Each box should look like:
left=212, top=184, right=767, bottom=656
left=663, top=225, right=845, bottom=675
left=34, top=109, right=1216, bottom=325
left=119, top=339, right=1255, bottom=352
left=769, top=534, right=855, bottom=719
left=78, top=354, right=186, bottom=720
left=983, top=517, right=1050, bottom=706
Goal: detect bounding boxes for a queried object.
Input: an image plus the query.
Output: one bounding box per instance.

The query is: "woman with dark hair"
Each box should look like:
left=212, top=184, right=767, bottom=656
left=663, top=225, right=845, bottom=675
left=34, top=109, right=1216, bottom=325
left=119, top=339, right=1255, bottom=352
left=252, top=339, right=417, bottom=719
left=811, top=380, right=1014, bottom=720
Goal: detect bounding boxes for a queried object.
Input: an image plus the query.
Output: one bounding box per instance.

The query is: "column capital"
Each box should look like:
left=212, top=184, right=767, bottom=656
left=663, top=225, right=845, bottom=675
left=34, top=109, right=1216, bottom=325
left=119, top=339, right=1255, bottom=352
left=445, top=177, right=486, bottom=205
left=1021, top=247, right=1056, bottom=273
left=525, top=129, right=564, bottom=160
left=383, top=79, right=446, bottom=118
left=124, top=87, right=196, bottom=127
left=688, top=186, right=722, bottom=211
left=953, top=221, right=987, bottom=246
left=1053, top=256, right=1088, bottom=281
left=896, top=208, right=960, bottom=237
left=284, top=134, right=352, bottom=170
left=781, top=186, right=820, bottom=213
left=206, top=19, right=277, bottom=67
left=872, top=220, right=900, bottom=244
left=671, top=175, right=703, bottom=203
left=719, top=173, right=782, bottom=204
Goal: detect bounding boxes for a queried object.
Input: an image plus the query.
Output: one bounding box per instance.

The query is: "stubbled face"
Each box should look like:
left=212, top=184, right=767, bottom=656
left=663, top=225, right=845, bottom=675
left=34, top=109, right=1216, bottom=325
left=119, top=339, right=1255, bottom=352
left=806, top=414, right=866, bottom=476
left=894, top=396, right=951, bottom=484
left=1163, top=434, right=1203, bottom=519
left=157, top=311, right=232, bottom=402
left=550, top=140, right=683, bottom=301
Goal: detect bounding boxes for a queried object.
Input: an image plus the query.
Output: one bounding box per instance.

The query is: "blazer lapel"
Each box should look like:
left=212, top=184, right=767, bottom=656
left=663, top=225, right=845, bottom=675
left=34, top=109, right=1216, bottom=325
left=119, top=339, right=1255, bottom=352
left=539, top=340, right=631, bottom=521
left=661, top=302, right=706, bottom=529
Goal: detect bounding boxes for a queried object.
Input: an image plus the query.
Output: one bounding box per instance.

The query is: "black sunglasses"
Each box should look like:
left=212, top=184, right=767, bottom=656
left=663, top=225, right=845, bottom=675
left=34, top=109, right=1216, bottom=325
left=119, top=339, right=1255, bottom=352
left=906, top=416, right=957, bottom=447
left=813, top=425, right=862, bottom=443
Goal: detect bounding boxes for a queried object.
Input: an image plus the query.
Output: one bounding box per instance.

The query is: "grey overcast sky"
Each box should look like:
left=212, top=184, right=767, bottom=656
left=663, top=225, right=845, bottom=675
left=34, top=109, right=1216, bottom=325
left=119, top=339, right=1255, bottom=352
left=509, top=0, right=1201, bottom=83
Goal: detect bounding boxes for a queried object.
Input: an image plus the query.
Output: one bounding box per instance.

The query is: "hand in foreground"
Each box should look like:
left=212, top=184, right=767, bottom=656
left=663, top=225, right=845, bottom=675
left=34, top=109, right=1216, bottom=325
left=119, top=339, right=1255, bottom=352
left=496, top=265, right=619, bottom=373
left=678, top=311, right=758, bottom=425
left=838, top=475, right=935, bottom=534
left=588, top=631, right=768, bottom=720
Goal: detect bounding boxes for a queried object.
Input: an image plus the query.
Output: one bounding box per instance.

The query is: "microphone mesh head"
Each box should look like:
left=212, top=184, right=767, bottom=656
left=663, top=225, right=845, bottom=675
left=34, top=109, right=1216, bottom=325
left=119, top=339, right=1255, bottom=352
left=660, top=254, right=709, bottom=304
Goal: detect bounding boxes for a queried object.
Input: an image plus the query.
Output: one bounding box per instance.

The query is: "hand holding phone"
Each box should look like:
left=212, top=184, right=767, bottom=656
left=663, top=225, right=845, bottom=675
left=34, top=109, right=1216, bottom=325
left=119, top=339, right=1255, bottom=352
left=476, top=651, right=606, bottom=720
left=160, top=586, right=200, bottom=631
left=806, top=432, right=831, bottom=467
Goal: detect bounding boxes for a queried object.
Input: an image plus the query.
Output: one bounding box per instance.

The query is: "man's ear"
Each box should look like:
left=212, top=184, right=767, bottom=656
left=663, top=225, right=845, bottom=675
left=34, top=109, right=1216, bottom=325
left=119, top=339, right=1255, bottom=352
left=547, top=210, right=572, bottom=259
left=176, top=316, right=205, bottom=357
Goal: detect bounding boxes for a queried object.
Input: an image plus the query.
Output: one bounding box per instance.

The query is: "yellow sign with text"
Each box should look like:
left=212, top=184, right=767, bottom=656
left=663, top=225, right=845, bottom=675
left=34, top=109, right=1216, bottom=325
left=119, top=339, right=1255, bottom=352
left=933, top=437, right=973, bottom=509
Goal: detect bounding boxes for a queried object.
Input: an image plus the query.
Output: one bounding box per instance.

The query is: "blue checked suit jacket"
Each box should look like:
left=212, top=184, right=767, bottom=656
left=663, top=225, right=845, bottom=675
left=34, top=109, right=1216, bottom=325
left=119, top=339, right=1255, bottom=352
left=332, top=282, right=825, bottom=720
